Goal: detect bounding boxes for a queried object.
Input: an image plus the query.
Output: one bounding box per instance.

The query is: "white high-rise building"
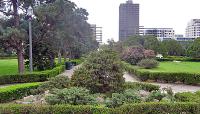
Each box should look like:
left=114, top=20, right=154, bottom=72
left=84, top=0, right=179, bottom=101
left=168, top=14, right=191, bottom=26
left=140, top=27, right=175, bottom=41
left=186, top=19, right=200, bottom=38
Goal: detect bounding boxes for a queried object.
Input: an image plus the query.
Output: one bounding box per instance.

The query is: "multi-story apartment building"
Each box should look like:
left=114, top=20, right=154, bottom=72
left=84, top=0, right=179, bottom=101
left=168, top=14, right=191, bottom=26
left=119, top=0, right=139, bottom=41
left=174, top=34, right=195, bottom=42
left=186, top=19, right=200, bottom=39
left=90, top=24, right=103, bottom=44
left=140, top=28, right=175, bottom=41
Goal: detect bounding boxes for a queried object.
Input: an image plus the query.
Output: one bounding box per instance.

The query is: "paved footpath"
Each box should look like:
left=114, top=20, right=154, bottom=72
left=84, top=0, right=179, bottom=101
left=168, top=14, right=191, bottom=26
left=61, top=65, right=81, bottom=78
left=123, top=72, right=200, bottom=93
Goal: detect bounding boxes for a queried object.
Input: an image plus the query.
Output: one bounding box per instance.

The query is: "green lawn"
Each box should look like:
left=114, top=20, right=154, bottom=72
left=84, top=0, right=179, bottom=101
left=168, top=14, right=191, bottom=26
left=140, top=62, right=200, bottom=73
left=0, top=59, right=18, bottom=75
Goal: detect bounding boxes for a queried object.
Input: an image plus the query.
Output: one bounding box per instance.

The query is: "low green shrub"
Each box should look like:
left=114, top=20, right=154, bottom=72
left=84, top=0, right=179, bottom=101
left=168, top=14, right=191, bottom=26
left=137, top=59, right=159, bottom=69
left=123, top=82, right=159, bottom=92
left=0, top=82, right=41, bottom=103
left=31, top=75, right=71, bottom=94
left=123, top=61, right=200, bottom=85
left=175, top=91, right=200, bottom=103
left=0, top=102, right=200, bottom=113
left=106, top=89, right=142, bottom=108
left=0, top=65, right=65, bottom=85
left=45, top=87, right=97, bottom=105
left=146, top=90, right=166, bottom=102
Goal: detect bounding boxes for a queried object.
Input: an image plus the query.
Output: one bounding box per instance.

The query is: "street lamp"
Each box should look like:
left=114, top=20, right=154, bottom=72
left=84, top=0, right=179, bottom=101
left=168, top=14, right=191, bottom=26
left=27, top=6, right=33, bottom=72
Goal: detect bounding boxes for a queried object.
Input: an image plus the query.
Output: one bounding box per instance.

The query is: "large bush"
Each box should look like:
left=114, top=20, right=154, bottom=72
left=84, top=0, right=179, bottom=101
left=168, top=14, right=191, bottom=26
left=45, top=87, right=97, bottom=105
left=71, top=49, right=125, bottom=93
left=121, top=46, right=156, bottom=65
left=121, top=46, right=145, bottom=65
left=137, top=59, right=159, bottom=69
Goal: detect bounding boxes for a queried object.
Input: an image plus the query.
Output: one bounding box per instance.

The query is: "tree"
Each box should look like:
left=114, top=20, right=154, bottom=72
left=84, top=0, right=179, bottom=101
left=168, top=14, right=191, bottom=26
left=122, top=35, right=160, bottom=53
left=160, top=40, right=184, bottom=56
left=187, top=38, right=200, bottom=58
left=71, top=49, right=125, bottom=93
left=121, top=46, right=145, bottom=65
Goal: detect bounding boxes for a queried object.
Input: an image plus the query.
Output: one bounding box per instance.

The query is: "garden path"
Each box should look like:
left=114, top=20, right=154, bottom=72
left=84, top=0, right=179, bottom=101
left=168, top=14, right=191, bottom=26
left=124, top=73, right=200, bottom=93
left=61, top=65, right=81, bottom=78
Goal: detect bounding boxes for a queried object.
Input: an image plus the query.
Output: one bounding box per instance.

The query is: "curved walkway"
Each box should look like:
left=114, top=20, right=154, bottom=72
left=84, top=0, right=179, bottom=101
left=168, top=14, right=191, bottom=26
left=123, top=72, right=200, bottom=93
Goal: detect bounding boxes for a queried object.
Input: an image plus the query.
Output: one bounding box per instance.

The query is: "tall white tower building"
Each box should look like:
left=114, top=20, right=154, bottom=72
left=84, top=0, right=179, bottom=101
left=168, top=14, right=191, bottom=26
left=186, top=19, right=200, bottom=38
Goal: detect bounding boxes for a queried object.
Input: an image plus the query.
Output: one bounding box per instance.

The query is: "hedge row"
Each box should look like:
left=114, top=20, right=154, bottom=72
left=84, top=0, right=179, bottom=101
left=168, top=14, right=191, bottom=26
left=0, top=65, right=65, bottom=85
left=122, top=61, right=200, bottom=85
left=0, top=82, right=41, bottom=103
left=0, top=102, right=200, bottom=114
left=157, top=56, right=200, bottom=62
left=123, top=82, right=159, bottom=92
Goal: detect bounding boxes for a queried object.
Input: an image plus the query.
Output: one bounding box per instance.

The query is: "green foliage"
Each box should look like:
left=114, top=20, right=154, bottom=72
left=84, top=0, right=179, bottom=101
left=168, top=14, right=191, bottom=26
left=0, top=65, right=65, bottom=85
left=121, top=46, right=145, bottom=65
left=146, top=90, right=166, bottom=102
left=187, top=38, right=200, bottom=58
left=32, top=75, right=71, bottom=94
left=1, top=103, right=200, bottom=114
left=106, top=89, right=142, bottom=108
left=0, top=82, right=40, bottom=103
left=123, top=35, right=160, bottom=53
left=160, top=40, right=185, bottom=56
left=123, top=82, right=159, bottom=92
left=45, top=87, right=97, bottom=105
left=137, top=59, right=159, bottom=69
left=123, top=61, right=200, bottom=84
left=175, top=91, right=200, bottom=103
left=72, top=49, right=125, bottom=93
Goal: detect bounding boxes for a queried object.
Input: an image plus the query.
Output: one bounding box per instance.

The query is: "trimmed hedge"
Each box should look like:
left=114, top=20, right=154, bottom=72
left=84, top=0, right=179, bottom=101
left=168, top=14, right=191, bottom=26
left=0, top=65, right=65, bottom=85
left=0, top=82, right=41, bottom=103
left=124, top=82, right=159, bottom=92
left=122, top=61, right=200, bottom=85
left=157, top=56, right=200, bottom=62
left=0, top=102, right=200, bottom=113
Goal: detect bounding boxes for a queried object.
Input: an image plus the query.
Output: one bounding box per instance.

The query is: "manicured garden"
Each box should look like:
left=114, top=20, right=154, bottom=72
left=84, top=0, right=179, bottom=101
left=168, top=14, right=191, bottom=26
left=139, top=61, right=200, bottom=73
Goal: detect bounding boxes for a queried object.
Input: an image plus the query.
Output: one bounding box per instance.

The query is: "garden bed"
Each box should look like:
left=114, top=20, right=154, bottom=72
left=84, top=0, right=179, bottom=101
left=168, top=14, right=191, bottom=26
left=123, top=61, right=200, bottom=85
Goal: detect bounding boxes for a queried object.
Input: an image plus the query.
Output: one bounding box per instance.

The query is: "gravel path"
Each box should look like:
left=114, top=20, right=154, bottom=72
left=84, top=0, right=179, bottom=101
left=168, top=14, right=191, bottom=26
left=61, top=65, right=81, bottom=78
left=123, top=73, right=200, bottom=93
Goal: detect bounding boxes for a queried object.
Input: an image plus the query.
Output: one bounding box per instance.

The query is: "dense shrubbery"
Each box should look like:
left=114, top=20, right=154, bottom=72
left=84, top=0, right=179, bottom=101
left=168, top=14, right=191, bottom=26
left=123, top=61, right=200, bottom=85
left=121, top=46, right=156, bottom=65
left=0, top=65, right=65, bottom=85
left=0, top=82, right=40, bottom=103
left=106, top=89, right=142, bottom=108
left=71, top=49, right=125, bottom=93
left=175, top=91, right=200, bottom=103
left=137, top=59, right=159, bottom=69
left=121, top=46, right=145, bottom=65
left=45, top=87, right=97, bottom=105
left=157, top=56, right=200, bottom=62
left=32, top=75, right=71, bottom=94
left=1, top=102, right=200, bottom=113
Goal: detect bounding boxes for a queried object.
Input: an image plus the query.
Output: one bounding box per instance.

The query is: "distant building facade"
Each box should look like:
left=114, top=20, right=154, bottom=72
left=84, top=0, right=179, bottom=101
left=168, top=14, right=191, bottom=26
left=119, top=0, right=139, bottom=41
left=90, top=24, right=103, bottom=44
left=186, top=19, right=200, bottom=39
left=175, top=34, right=195, bottom=42
left=140, top=27, right=175, bottom=41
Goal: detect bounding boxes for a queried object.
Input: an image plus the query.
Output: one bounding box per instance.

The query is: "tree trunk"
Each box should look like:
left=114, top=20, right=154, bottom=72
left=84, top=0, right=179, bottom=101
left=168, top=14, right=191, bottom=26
left=12, top=0, right=25, bottom=74
left=17, top=48, right=25, bottom=74
left=58, top=50, right=62, bottom=64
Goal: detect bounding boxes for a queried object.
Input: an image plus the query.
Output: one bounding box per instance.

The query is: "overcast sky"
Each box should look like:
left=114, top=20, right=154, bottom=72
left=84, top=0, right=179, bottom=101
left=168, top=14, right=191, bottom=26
left=71, top=0, right=200, bottom=43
